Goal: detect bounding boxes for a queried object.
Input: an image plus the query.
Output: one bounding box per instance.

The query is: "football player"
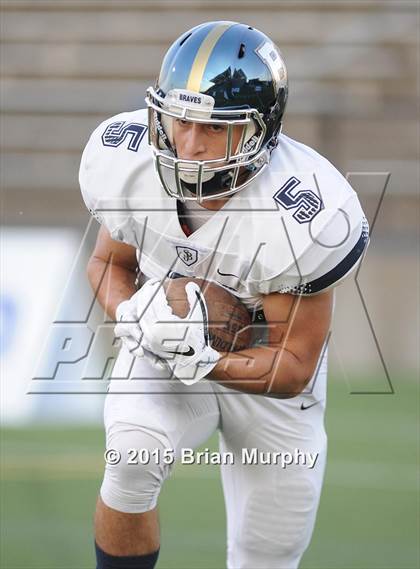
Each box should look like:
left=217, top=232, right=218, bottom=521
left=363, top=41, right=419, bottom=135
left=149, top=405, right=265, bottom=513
left=80, top=21, right=369, bottom=569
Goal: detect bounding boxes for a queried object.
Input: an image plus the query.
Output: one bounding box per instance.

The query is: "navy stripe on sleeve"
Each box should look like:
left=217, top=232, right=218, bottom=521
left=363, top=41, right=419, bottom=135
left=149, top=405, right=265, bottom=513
left=299, top=218, right=369, bottom=295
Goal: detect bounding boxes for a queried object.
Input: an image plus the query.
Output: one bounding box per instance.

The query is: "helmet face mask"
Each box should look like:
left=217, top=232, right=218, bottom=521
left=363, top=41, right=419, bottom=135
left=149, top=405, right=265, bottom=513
left=145, top=21, right=288, bottom=202
left=146, top=87, right=269, bottom=201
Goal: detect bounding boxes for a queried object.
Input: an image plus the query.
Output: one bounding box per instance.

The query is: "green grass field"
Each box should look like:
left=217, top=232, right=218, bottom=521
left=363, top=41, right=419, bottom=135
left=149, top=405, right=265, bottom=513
left=1, top=374, right=418, bottom=569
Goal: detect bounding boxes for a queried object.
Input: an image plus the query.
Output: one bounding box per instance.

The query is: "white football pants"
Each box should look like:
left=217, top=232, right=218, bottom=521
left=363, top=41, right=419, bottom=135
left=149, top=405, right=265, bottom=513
left=101, top=346, right=327, bottom=569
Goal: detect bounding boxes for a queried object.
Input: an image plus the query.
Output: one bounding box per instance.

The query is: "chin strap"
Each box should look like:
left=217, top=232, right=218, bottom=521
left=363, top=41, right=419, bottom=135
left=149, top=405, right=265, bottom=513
left=180, top=169, right=234, bottom=197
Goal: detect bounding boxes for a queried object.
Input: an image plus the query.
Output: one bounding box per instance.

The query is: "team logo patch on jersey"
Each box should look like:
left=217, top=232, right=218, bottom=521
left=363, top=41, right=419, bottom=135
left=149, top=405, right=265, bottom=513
left=176, top=246, right=198, bottom=266
left=273, top=176, right=324, bottom=223
left=102, top=121, right=147, bottom=152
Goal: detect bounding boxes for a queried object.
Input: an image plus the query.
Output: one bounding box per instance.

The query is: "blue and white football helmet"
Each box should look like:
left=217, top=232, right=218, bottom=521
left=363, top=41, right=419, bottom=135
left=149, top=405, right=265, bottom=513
left=146, top=21, right=288, bottom=201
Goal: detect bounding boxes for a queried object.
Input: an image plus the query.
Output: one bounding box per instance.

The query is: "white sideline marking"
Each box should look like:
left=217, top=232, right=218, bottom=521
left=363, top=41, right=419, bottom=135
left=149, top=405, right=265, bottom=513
left=1, top=455, right=418, bottom=492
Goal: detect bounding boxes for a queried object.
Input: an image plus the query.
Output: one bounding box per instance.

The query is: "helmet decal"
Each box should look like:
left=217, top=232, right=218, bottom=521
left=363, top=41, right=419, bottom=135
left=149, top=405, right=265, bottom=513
left=255, top=41, right=287, bottom=90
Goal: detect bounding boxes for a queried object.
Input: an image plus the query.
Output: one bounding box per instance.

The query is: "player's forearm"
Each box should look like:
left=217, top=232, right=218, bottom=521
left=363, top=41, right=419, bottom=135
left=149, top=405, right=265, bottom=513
left=210, top=346, right=309, bottom=398
left=87, top=256, right=138, bottom=320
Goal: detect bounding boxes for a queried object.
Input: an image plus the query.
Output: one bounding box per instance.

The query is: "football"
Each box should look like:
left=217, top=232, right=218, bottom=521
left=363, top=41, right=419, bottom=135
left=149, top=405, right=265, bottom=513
left=163, top=277, right=253, bottom=352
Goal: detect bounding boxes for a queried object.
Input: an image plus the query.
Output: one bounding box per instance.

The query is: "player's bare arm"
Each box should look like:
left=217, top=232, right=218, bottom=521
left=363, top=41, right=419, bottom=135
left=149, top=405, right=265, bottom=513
left=211, top=290, right=333, bottom=398
left=87, top=225, right=138, bottom=320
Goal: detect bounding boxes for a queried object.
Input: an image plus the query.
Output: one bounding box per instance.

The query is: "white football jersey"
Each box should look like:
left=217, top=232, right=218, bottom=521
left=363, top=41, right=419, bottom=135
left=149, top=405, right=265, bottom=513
left=79, top=108, right=369, bottom=311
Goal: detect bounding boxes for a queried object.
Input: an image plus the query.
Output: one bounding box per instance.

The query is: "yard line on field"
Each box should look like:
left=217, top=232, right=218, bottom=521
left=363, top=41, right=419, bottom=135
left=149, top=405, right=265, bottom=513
left=1, top=455, right=418, bottom=492
left=1, top=454, right=103, bottom=480
left=324, top=458, right=419, bottom=491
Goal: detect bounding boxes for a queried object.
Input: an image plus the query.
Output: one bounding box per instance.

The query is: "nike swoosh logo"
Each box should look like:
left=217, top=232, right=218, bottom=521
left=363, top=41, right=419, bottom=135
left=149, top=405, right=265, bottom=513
left=217, top=268, right=240, bottom=279
left=300, top=401, right=320, bottom=411
left=166, top=346, right=195, bottom=357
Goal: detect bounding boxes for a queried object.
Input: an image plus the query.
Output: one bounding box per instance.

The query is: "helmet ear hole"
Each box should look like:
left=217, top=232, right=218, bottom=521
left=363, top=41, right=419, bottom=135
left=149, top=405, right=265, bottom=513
left=238, top=43, right=246, bottom=58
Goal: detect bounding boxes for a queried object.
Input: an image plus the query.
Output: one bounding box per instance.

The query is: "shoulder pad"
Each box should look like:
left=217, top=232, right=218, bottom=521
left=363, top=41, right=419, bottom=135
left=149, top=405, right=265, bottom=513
left=260, top=216, right=369, bottom=295
left=79, top=109, right=151, bottom=234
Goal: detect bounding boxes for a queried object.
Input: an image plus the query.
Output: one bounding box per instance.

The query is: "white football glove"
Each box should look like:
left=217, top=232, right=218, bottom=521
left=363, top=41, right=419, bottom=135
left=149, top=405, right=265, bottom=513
left=140, top=281, right=220, bottom=385
left=114, top=279, right=167, bottom=369
left=115, top=295, right=143, bottom=357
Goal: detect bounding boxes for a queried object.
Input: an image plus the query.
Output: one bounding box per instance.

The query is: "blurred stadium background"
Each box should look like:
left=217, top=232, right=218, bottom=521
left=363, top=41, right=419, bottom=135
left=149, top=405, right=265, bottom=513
left=1, top=1, right=418, bottom=568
